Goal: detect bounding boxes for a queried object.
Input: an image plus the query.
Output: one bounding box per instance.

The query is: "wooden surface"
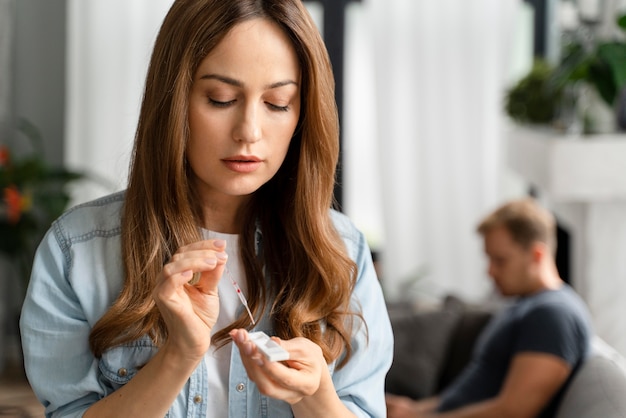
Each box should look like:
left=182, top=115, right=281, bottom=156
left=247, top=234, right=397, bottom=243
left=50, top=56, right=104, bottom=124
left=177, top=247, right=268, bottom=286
left=0, top=363, right=44, bottom=418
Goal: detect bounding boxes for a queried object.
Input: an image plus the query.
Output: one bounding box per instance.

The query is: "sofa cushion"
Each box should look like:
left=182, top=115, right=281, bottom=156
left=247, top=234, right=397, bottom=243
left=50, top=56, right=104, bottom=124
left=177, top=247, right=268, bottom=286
left=555, top=337, right=626, bottom=418
left=385, top=308, right=461, bottom=399
left=437, top=296, right=494, bottom=391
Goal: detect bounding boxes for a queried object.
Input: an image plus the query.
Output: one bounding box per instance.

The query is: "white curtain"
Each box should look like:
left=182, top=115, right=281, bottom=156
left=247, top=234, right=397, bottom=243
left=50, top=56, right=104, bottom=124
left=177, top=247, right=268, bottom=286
left=66, top=0, right=175, bottom=203
left=348, top=0, right=528, bottom=302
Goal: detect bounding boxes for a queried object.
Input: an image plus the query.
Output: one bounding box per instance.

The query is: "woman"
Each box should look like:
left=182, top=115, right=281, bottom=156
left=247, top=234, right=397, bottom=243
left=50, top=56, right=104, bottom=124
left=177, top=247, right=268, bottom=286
left=20, top=1, right=393, bottom=417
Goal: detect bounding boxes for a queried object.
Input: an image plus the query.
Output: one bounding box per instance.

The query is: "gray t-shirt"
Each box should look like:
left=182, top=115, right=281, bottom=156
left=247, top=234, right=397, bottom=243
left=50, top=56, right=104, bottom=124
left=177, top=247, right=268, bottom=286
left=437, top=285, right=592, bottom=418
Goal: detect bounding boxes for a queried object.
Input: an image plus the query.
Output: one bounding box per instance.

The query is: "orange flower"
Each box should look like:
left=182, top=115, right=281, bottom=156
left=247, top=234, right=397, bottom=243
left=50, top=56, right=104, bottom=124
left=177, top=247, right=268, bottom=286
left=0, top=145, right=9, bottom=166
left=4, top=185, right=23, bottom=224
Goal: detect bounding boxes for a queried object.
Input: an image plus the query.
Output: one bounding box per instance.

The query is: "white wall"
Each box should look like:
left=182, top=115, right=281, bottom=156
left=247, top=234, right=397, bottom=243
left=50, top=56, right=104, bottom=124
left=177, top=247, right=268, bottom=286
left=0, top=0, right=13, bottom=145
left=13, top=0, right=66, bottom=164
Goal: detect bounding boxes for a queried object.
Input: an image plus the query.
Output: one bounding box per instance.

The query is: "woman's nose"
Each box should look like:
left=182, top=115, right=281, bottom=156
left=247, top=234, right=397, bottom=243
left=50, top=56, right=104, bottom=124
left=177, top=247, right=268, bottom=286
left=234, top=103, right=262, bottom=143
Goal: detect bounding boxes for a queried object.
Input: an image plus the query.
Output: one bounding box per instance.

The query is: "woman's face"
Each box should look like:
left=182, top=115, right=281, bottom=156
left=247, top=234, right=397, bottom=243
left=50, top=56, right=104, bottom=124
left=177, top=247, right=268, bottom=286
left=187, top=18, right=301, bottom=211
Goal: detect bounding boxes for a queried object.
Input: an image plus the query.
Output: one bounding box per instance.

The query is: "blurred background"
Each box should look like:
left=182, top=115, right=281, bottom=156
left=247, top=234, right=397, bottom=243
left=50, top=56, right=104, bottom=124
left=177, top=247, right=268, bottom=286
left=1, top=0, right=626, bottom=391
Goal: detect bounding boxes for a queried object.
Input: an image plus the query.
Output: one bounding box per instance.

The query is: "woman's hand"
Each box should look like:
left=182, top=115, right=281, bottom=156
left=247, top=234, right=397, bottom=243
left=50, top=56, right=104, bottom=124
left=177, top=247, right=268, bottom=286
left=153, top=239, right=228, bottom=361
left=230, top=329, right=326, bottom=405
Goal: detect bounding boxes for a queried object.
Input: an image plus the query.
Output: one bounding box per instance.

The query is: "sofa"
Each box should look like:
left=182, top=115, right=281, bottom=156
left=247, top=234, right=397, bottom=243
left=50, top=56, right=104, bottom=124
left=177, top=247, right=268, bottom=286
left=385, top=296, right=626, bottom=417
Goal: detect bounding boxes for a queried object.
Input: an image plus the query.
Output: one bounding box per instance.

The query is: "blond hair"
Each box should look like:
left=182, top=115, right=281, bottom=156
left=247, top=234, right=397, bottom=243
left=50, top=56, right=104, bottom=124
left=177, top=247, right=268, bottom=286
left=477, top=198, right=557, bottom=254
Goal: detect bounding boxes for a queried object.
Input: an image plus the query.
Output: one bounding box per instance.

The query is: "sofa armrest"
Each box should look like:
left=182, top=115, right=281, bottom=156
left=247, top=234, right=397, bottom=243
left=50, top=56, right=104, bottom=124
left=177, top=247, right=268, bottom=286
left=555, top=336, right=626, bottom=418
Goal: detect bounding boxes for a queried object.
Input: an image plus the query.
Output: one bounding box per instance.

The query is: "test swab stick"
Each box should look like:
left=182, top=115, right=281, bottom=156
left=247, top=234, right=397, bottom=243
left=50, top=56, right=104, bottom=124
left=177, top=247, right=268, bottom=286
left=248, top=331, right=290, bottom=362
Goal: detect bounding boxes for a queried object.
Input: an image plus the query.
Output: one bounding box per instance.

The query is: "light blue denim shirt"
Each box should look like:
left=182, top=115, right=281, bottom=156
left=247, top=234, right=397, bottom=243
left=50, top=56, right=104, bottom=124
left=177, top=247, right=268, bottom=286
left=20, top=191, right=393, bottom=418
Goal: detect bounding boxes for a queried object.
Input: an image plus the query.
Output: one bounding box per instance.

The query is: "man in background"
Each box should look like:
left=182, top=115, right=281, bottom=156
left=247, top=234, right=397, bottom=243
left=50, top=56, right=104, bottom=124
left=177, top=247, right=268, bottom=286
left=386, top=198, right=593, bottom=418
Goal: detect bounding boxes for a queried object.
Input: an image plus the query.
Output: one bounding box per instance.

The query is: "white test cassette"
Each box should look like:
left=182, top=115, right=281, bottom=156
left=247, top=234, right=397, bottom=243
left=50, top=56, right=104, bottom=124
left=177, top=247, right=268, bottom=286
left=248, top=331, right=290, bottom=362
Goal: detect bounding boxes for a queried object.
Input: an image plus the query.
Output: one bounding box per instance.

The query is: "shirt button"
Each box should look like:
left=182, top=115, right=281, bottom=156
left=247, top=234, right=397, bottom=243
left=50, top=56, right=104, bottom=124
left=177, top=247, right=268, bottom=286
left=193, top=395, right=203, bottom=404
left=117, top=368, right=128, bottom=377
left=236, top=383, right=245, bottom=392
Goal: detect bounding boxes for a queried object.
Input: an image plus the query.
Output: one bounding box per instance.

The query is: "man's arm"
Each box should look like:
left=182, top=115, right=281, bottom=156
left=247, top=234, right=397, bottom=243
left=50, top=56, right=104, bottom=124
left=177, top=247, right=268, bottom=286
left=423, top=352, right=571, bottom=418
left=386, top=395, right=439, bottom=418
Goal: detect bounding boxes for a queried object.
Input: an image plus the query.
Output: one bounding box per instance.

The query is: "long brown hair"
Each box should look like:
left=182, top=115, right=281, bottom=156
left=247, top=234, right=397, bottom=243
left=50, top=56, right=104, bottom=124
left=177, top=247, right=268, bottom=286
left=89, top=0, right=359, bottom=368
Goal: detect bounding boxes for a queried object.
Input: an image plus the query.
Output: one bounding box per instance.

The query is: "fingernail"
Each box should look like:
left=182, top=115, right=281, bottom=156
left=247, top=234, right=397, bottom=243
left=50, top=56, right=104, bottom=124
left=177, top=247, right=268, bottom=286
left=214, top=239, right=226, bottom=248
left=205, top=258, right=217, bottom=266
left=230, top=329, right=242, bottom=344
left=216, top=252, right=228, bottom=260
left=255, top=357, right=264, bottom=367
left=182, top=270, right=193, bottom=277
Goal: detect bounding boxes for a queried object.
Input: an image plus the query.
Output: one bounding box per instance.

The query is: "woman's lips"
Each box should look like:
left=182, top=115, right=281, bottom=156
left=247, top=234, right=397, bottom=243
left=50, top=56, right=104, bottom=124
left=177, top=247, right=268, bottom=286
left=222, top=156, right=262, bottom=173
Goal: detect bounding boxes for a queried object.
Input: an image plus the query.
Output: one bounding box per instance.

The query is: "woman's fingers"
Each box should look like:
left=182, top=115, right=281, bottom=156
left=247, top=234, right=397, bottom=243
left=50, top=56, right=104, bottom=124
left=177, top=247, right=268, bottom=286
left=152, top=239, right=230, bottom=358
left=193, top=256, right=226, bottom=294
left=161, top=239, right=228, bottom=292
left=153, top=238, right=229, bottom=326
left=173, top=238, right=227, bottom=257
left=229, top=329, right=324, bottom=404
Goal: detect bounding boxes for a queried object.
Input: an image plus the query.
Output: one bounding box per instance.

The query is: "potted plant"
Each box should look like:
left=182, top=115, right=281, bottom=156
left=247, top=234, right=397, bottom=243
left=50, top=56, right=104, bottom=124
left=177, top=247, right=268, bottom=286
left=1, top=118, right=83, bottom=287
left=504, top=59, right=563, bottom=126
left=505, top=11, right=626, bottom=134
left=548, top=12, right=626, bottom=133
left=0, top=118, right=84, bottom=375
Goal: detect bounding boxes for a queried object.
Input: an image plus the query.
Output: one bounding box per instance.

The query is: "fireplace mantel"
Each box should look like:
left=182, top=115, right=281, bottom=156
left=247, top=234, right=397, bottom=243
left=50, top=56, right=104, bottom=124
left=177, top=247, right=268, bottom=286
left=507, top=125, right=626, bottom=357
left=508, top=126, right=626, bottom=201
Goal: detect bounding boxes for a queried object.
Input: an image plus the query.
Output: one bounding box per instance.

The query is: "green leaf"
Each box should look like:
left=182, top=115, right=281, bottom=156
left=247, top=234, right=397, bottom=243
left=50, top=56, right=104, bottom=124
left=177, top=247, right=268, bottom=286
left=12, top=157, right=47, bottom=184
left=588, top=58, right=617, bottom=105
left=547, top=42, right=590, bottom=91
left=597, top=42, right=626, bottom=93
left=44, top=167, right=84, bottom=182
left=32, top=191, right=71, bottom=222
left=617, top=13, right=626, bottom=32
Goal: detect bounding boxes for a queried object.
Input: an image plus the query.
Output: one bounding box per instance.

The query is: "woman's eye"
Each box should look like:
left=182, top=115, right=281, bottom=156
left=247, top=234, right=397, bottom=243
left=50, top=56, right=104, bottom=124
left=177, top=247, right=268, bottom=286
left=209, top=98, right=235, bottom=108
left=267, top=102, right=289, bottom=112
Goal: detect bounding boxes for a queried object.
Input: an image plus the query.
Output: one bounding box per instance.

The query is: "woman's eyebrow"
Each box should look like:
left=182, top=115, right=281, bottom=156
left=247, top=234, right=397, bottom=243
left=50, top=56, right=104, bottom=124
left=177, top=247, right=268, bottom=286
left=198, top=73, right=298, bottom=89
left=266, top=80, right=299, bottom=89
left=199, top=73, right=243, bottom=87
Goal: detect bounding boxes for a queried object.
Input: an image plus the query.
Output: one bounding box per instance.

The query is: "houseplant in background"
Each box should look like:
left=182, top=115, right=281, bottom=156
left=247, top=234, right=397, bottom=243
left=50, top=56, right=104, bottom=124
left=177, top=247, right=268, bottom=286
left=504, top=58, right=563, bottom=127
left=553, top=14, right=626, bottom=117
left=549, top=11, right=626, bottom=134
left=0, top=118, right=83, bottom=375
left=505, top=10, right=626, bottom=135
left=0, top=118, right=83, bottom=289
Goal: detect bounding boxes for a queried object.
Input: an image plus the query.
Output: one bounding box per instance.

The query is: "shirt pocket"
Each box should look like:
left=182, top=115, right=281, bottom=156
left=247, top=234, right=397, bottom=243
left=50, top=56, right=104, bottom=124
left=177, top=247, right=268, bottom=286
left=98, top=336, right=158, bottom=390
